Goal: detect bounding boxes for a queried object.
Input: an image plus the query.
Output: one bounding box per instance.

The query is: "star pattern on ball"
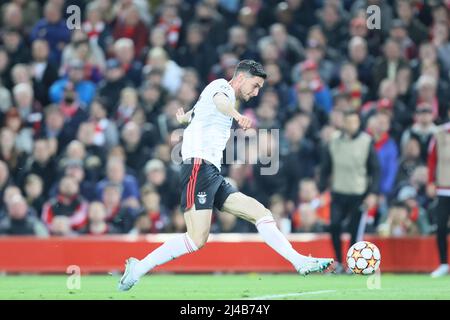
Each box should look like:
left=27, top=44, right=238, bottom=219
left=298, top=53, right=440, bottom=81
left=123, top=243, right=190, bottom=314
left=367, top=242, right=376, bottom=251
left=351, top=249, right=362, bottom=260
left=367, top=257, right=377, bottom=267
left=353, top=267, right=362, bottom=274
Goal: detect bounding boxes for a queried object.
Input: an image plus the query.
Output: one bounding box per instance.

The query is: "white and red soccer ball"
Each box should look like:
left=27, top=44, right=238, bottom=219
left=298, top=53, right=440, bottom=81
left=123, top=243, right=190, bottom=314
left=346, top=241, right=381, bottom=275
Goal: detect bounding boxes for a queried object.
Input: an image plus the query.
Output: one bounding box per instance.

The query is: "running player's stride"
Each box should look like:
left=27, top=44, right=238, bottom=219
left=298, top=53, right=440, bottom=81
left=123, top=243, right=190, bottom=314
left=118, top=60, right=333, bottom=291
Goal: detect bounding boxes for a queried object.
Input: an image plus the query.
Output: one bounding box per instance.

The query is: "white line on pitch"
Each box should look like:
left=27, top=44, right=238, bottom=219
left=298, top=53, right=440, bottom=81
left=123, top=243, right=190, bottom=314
left=245, top=290, right=337, bottom=300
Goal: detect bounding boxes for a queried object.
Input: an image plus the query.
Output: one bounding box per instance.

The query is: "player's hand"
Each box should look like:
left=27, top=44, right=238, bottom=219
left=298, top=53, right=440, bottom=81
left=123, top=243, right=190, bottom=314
left=176, top=108, right=189, bottom=124
left=236, top=115, right=252, bottom=130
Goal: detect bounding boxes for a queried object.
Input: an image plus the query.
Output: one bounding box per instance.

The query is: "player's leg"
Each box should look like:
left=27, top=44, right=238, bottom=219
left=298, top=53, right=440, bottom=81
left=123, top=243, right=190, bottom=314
left=218, top=190, right=333, bottom=274
left=431, top=196, right=450, bottom=277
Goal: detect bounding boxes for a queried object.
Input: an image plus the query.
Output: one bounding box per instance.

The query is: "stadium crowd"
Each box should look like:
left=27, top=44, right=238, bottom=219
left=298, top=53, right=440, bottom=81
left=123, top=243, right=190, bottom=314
left=0, top=0, right=448, bottom=238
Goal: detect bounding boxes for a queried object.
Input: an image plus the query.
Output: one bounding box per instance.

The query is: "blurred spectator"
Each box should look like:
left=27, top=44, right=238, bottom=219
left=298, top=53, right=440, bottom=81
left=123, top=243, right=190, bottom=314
left=61, top=30, right=106, bottom=83
left=395, top=0, right=429, bottom=45
left=81, top=201, right=119, bottom=235
left=333, top=62, right=368, bottom=111
left=368, top=111, right=399, bottom=200
left=193, top=0, right=227, bottom=47
left=12, top=83, right=43, bottom=138
left=291, top=179, right=330, bottom=233
left=30, top=1, right=71, bottom=66
left=373, top=39, right=409, bottom=93
left=96, top=157, right=140, bottom=208
left=389, top=19, right=417, bottom=60
left=0, top=127, right=26, bottom=180
left=395, top=137, right=423, bottom=189
left=397, top=185, right=432, bottom=235
left=101, top=182, right=137, bottom=233
left=218, top=25, right=258, bottom=61
left=258, top=23, right=303, bottom=68
left=23, top=173, right=45, bottom=217
left=41, top=176, right=89, bottom=232
left=0, top=160, right=11, bottom=208
left=176, top=23, right=217, bottom=83
left=0, top=194, right=48, bottom=236
left=112, top=4, right=149, bottom=58
left=145, top=47, right=184, bottom=95
left=121, top=121, right=152, bottom=174
left=319, top=110, right=379, bottom=272
left=82, top=1, right=113, bottom=52
left=237, top=6, right=266, bottom=48
left=2, top=27, right=30, bottom=67
left=89, top=98, right=119, bottom=150
left=155, top=4, right=182, bottom=49
left=41, top=105, right=73, bottom=153
left=4, top=108, right=34, bottom=155
left=137, top=186, right=170, bottom=233
left=377, top=201, right=420, bottom=237
left=432, top=22, right=450, bottom=74
left=291, top=59, right=333, bottom=114
left=268, top=194, right=291, bottom=234
left=97, top=58, right=133, bottom=116
left=318, top=1, right=348, bottom=54
left=142, top=159, right=180, bottom=211
left=115, top=87, right=139, bottom=128
left=401, top=103, right=438, bottom=162
left=113, top=38, right=143, bottom=87
left=49, top=59, right=96, bottom=106
left=348, top=36, right=375, bottom=89
left=49, top=215, right=75, bottom=236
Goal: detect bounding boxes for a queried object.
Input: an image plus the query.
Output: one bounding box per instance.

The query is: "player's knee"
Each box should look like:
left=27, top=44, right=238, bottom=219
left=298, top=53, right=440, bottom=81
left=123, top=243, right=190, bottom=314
left=188, top=230, right=209, bottom=249
left=247, top=197, right=272, bottom=223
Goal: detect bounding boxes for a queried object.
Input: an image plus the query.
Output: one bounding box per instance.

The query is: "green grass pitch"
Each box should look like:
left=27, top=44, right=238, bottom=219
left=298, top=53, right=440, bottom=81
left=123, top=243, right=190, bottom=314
left=0, top=274, right=449, bottom=300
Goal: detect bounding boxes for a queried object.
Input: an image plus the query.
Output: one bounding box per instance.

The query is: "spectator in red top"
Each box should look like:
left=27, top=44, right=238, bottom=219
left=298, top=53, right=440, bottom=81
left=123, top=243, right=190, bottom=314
left=112, top=4, right=149, bottom=59
left=101, top=182, right=137, bottom=233
left=41, top=175, right=89, bottom=232
left=156, top=4, right=182, bottom=49
left=291, top=178, right=330, bottom=233
left=82, top=1, right=113, bottom=52
left=137, top=186, right=170, bottom=233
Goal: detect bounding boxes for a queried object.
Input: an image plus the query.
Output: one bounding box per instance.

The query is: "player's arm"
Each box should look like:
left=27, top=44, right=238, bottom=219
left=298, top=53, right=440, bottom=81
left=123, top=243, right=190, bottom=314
left=176, top=108, right=194, bottom=125
left=213, top=93, right=252, bottom=129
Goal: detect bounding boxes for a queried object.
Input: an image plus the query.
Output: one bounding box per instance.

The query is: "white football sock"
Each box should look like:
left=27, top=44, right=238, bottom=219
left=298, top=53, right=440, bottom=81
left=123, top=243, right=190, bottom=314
left=133, top=233, right=198, bottom=279
left=256, top=215, right=309, bottom=271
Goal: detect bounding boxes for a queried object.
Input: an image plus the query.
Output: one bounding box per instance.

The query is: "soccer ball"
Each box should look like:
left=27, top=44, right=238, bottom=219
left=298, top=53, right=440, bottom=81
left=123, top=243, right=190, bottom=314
left=346, top=241, right=381, bottom=275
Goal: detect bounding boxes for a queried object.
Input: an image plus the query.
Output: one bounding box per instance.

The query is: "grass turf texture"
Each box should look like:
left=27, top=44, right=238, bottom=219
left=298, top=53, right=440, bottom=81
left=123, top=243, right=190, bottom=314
left=0, top=274, right=449, bottom=300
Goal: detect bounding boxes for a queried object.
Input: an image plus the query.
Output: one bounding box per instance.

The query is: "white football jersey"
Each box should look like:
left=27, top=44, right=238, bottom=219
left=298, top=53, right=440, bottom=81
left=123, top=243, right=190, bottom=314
left=181, top=78, right=236, bottom=170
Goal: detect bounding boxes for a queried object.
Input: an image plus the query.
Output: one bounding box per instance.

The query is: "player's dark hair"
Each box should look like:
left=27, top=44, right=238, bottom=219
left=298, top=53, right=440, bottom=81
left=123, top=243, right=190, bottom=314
left=234, top=60, right=267, bottom=79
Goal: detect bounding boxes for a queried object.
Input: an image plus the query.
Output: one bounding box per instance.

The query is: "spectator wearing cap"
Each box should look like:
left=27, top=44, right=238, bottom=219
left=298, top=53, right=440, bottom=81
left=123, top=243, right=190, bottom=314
left=49, top=59, right=96, bottom=107
left=30, top=39, right=58, bottom=106
left=41, top=175, right=89, bottom=232
left=427, top=120, right=450, bottom=277
left=0, top=194, right=48, bottom=236
left=101, top=182, right=138, bottom=233
left=29, top=2, right=71, bottom=65
left=142, top=159, right=180, bottom=211
left=395, top=0, right=429, bottom=45
left=319, top=110, right=380, bottom=272
left=97, top=58, right=133, bottom=117
left=292, top=39, right=334, bottom=85
left=400, top=103, right=437, bottom=162
left=113, top=38, right=143, bottom=87
left=60, top=30, right=106, bottom=83
left=291, top=59, right=333, bottom=114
